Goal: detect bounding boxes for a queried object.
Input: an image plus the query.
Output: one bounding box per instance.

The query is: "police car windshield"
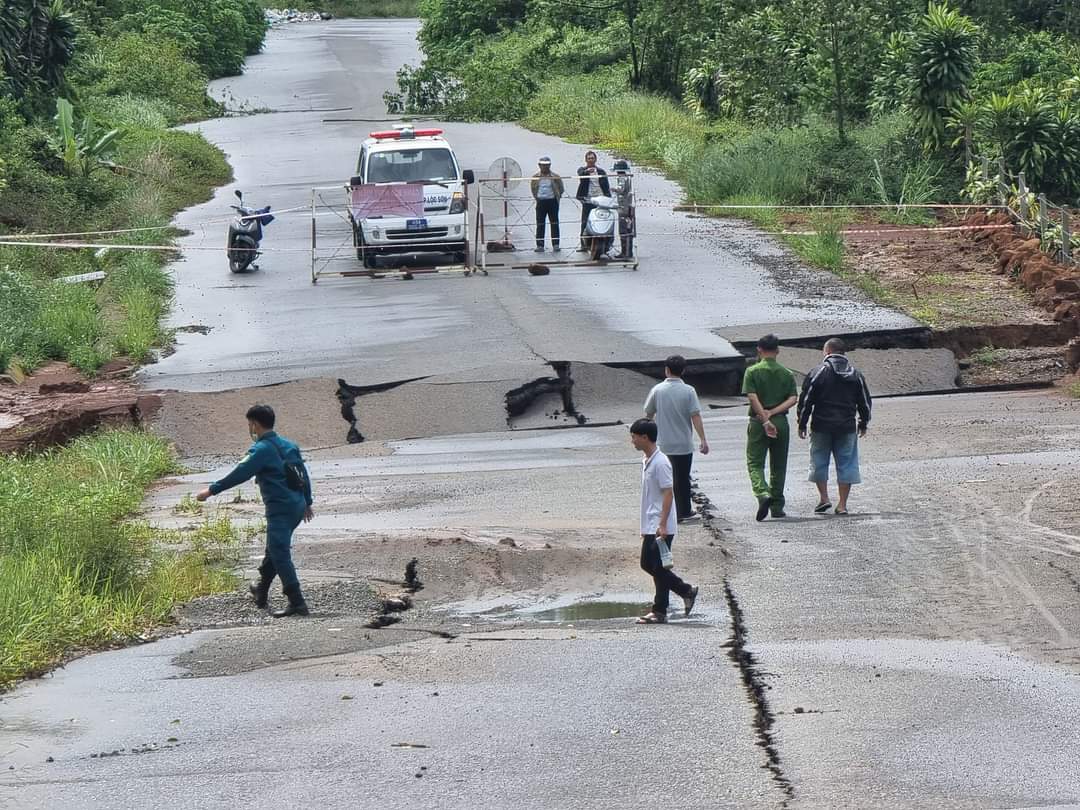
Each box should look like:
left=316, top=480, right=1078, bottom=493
left=367, top=148, right=457, bottom=183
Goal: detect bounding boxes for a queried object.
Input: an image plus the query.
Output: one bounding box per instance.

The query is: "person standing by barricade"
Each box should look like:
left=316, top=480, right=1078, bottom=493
left=575, top=150, right=610, bottom=251
left=611, top=159, right=635, bottom=259
left=530, top=156, right=564, bottom=253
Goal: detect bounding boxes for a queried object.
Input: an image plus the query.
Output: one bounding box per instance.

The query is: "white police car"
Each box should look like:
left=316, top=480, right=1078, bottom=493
left=349, top=126, right=474, bottom=268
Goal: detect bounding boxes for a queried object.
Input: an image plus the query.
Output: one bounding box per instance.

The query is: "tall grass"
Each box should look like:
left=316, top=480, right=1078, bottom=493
left=0, top=130, right=224, bottom=376
left=785, top=214, right=848, bottom=273
left=0, top=430, right=244, bottom=688
left=524, top=75, right=956, bottom=286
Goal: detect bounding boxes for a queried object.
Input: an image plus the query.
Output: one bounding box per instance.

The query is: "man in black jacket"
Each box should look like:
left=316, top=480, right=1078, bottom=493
left=796, top=338, right=872, bottom=515
left=575, top=150, right=610, bottom=251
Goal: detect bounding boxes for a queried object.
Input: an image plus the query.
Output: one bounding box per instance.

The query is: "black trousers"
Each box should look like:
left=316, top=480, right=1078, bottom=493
left=618, top=211, right=634, bottom=257
left=668, top=453, right=694, bottom=520
left=579, top=201, right=596, bottom=244
left=535, top=198, right=560, bottom=248
left=640, top=534, right=692, bottom=614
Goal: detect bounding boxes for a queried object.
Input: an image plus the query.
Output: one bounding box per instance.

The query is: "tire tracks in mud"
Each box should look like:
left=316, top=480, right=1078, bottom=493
left=692, top=485, right=796, bottom=807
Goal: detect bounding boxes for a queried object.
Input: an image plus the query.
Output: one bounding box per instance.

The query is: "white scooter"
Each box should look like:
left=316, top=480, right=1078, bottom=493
left=584, top=195, right=619, bottom=260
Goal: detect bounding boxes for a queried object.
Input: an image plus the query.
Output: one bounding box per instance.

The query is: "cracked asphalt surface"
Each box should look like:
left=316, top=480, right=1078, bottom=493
left=141, top=18, right=912, bottom=394
left=3, top=19, right=1080, bottom=810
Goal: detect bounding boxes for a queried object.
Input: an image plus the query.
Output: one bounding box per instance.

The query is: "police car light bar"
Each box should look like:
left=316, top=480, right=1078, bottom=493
left=369, top=128, right=444, bottom=140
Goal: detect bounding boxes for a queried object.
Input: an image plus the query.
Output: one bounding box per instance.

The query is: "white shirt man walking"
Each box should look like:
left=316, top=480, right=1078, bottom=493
left=631, top=418, right=699, bottom=624
left=643, top=355, right=709, bottom=523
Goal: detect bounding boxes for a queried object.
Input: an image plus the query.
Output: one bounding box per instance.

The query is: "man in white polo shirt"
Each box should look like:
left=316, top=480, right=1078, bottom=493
left=630, top=418, right=699, bottom=624
left=644, top=354, right=709, bottom=523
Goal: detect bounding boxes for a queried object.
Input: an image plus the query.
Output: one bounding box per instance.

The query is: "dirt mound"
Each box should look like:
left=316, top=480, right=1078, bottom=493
left=0, top=362, right=160, bottom=453
left=966, top=211, right=1080, bottom=322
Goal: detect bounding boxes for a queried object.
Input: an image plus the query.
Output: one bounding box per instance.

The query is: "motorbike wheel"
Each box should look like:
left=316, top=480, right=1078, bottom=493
left=589, top=237, right=605, bottom=261
left=229, top=236, right=255, bottom=273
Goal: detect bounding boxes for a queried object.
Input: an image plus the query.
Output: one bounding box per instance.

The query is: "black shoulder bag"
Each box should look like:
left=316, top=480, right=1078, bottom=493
left=267, top=439, right=307, bottom=492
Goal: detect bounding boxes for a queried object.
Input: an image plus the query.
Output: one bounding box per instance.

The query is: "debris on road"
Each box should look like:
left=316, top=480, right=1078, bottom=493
left=264, top=9, right=331, bottom=26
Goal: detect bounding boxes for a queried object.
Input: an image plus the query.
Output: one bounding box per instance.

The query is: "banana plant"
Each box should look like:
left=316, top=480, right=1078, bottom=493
left=51, top=97, right=123, bottom=177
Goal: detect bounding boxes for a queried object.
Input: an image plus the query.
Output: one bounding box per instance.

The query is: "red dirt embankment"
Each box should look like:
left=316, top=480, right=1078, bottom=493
left=0, top=361, right=160, bottom=453
left=966, top=211, right=1080, bottom=323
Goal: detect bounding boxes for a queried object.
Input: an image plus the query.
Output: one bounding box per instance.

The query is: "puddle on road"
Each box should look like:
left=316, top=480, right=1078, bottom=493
left=473, top=599, right=647, bottom=623
left=526, top=601, right=646, bottom=622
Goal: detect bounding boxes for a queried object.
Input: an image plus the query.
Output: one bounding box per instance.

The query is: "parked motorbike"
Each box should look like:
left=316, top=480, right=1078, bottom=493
left=584, top=195, right=619, bottom=260
left=227, top=190, right=274, bottom=273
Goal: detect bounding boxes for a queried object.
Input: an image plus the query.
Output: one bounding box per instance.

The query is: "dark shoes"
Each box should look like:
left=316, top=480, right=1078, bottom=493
left=755, top=496, right=772, bottom=522
left=272, top=602, right=310, bottom=618
left=248, top=580, right=269, bottom=609
left=683, top=586, right=699, bottom=617
left=770, top=510, right=787, bottom=519
left=270, top=584, right=309, bottom=617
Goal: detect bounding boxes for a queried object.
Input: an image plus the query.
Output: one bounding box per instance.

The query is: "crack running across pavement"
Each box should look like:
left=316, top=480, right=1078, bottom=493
left=695, top=484, right=795, bottom=806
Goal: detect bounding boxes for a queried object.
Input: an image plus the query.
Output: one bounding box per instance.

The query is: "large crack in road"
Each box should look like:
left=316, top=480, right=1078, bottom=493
left=695, top=484, right=796, bottom=806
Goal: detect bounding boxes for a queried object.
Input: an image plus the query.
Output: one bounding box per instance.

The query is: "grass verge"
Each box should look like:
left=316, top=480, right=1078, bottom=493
left=0, top=430, right=252, bottom=689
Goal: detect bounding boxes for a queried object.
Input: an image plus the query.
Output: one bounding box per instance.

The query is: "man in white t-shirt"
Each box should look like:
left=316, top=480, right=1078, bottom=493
left=630, top=418, right=699, bottom=624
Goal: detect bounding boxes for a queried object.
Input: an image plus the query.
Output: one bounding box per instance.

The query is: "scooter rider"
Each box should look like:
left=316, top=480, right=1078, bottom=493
left=611, top=159, right=635, bottom=259
left=576, top=150, right=610, bottom=251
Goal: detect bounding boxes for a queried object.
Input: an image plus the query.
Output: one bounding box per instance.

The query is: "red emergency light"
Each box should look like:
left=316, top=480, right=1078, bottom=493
left=369, top=128, right=444, bottom=140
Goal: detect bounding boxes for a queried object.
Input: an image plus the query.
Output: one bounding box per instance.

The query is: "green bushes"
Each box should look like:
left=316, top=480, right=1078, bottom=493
left=113, top=0, right=267, bottom=79
left=78, top=33, right=217, bottom=125
left=0, top=120, right=229, bottom=374
left=0, top=430, right=242, bottom=687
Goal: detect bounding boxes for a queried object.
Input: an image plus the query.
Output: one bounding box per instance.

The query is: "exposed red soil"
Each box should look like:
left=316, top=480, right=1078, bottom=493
left=0, top=361, right=161, bottom=453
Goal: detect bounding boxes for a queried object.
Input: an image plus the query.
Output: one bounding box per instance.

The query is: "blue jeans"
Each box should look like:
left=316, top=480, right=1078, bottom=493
left=259, top=505, right=306, bottom=592
left=808, top=431, right=861, bottom=484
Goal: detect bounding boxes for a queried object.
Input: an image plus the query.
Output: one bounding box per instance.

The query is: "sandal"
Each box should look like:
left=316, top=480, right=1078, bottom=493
left=636, top=612, right=667, bottom=624
left=834, top=507, right=849, bottom=515
left=814, top=501, right=832, bottom=514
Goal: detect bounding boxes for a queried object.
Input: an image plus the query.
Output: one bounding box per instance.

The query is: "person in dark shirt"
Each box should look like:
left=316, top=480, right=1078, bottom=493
left=797, top=338, right=872, bottom=516
left=575, top=150, right=610, bottom=251
left=196, top=404, right=314, bottom=616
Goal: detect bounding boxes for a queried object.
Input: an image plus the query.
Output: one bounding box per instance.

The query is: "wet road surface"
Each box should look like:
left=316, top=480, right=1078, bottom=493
left=144, top=19, right=913, bottom=393
left=5, top=392, right=1080, bottom=808
left=5, top=19, right=1079, bottom=810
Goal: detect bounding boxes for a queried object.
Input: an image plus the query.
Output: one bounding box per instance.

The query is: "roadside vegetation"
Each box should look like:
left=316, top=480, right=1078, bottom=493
left=0, top=0, right=268, bottom=375
left=0, top=430, right=254, bottom=688
left=1, top=2, right=270, bottom=686
left=389, top=1, right=1080, bottom=279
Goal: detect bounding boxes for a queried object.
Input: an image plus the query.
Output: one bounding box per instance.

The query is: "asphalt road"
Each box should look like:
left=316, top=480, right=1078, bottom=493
left=4, top=19, right=1079, bottom=810
left=4, top=392, right=1080, bottom=808
left=142, top=18, right=912, bottom=393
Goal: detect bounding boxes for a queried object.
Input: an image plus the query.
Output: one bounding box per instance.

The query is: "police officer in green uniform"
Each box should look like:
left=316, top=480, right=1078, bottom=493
left=741, top=334, right=798, bottom=521
left=197, top=404, right=314, bottom=616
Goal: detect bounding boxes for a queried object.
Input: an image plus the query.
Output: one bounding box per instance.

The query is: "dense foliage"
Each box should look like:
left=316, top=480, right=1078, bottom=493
left=392, top=0, right=1080, bottom=202
left=0, top=1, right=265, bottom=374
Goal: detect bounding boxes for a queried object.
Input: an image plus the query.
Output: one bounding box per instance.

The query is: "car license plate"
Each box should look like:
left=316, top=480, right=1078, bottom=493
left=406, top=218, right=427, bottom=231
